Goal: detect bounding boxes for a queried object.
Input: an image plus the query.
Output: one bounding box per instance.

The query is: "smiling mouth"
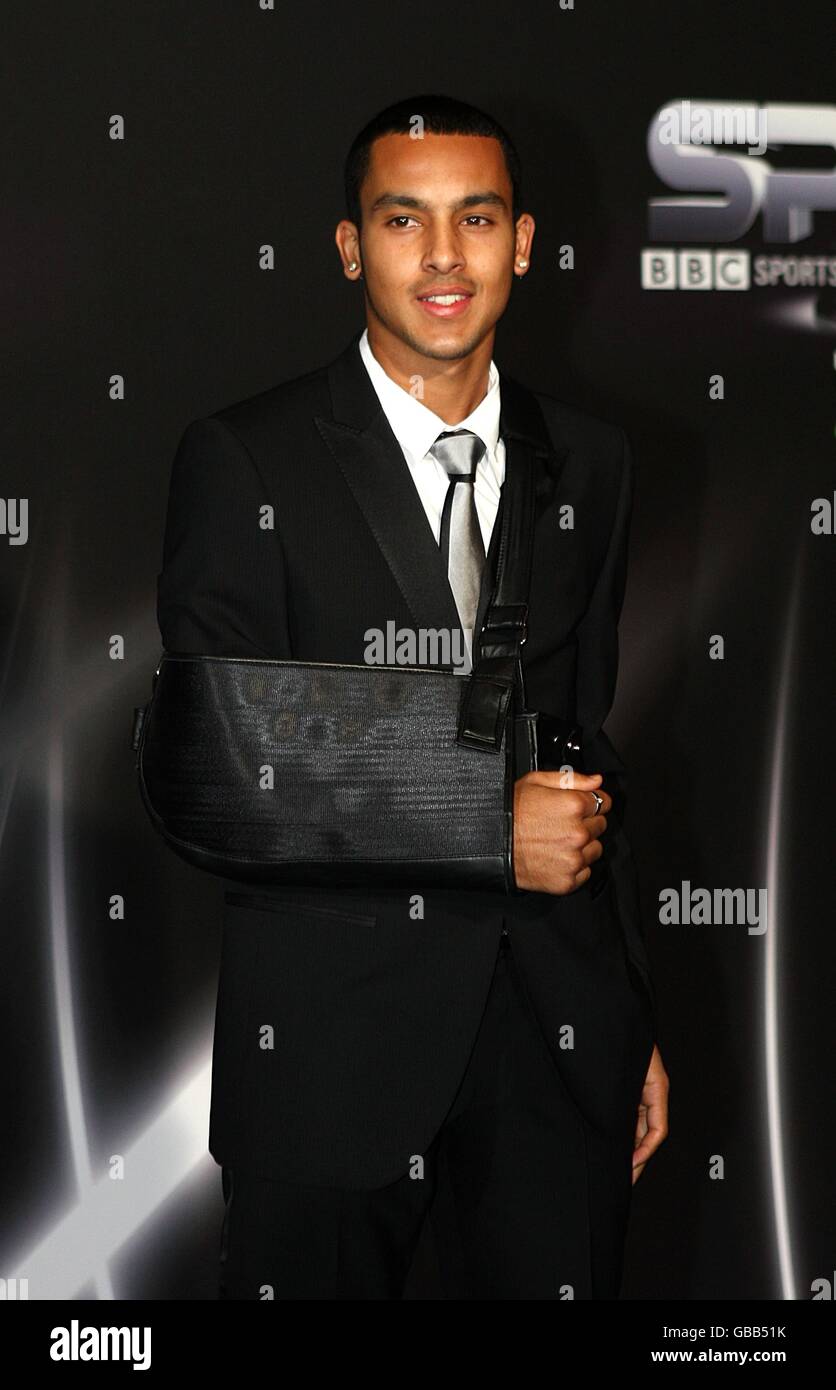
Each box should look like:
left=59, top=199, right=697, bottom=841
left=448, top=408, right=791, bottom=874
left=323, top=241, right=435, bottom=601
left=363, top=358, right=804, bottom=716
left=417, top=292, right=472, bottom=304
left=415, top=291, right=474, bottom=319
left=414, top=291, right=470, bottom=305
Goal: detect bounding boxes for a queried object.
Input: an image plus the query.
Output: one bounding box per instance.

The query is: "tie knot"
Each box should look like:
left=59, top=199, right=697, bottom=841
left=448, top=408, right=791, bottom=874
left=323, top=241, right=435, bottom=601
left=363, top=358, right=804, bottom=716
left=428, top=429, right=485, bottom=480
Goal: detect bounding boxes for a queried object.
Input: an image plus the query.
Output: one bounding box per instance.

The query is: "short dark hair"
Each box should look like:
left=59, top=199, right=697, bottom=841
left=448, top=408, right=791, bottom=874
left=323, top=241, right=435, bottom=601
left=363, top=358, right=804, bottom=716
left=344, top=93, right=522, bottom=228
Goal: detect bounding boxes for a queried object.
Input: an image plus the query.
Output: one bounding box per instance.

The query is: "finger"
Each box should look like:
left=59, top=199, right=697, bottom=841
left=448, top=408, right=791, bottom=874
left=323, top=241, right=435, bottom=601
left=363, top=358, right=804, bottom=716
left=633, top=1123, right=666, bottom=1167
left=569, top=841, right=603, bottom=889
left=586, top=788, right=612, bottom=816
left=529, top=769, right=603, bottom=789
left=631, top=1161, right=646, bottom=1186
left=580, top=838, right=604, bottom=868
left=582, top=813, right=608, bottom=841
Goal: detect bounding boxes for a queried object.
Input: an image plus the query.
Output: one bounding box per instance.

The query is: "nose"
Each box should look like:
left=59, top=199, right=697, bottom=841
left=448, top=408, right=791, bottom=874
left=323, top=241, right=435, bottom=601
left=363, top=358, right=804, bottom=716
left=422, top=225, right=465, bottom=276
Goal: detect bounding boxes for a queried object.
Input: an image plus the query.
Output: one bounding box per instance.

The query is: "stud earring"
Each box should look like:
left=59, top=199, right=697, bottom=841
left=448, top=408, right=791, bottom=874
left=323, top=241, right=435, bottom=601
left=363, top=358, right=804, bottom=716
left=348, top=261, right=358, bottom=271
left=517, top=258, right=528, bottom=268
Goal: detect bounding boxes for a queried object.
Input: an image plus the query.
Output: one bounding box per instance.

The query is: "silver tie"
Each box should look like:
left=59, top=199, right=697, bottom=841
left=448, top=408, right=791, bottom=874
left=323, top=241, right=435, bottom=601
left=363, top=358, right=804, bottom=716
left=428, top=429, right=487, bottom=668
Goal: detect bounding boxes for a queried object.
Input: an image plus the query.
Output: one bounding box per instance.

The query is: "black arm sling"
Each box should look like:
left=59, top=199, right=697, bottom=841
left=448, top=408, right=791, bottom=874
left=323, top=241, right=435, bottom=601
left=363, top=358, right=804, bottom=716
left=132, top=432, right=583, bottom=890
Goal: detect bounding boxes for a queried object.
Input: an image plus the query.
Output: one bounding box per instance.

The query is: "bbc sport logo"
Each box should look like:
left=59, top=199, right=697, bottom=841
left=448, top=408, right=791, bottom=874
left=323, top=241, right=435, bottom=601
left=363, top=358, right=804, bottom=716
left=641, top=100, right=836, bottom=294
left=641, top=249, right=750, bottom=290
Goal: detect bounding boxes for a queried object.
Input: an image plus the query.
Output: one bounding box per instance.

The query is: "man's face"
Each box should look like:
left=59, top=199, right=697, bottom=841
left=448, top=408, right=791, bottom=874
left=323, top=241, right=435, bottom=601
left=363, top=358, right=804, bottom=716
left=353, top=132, right=529, bottom=362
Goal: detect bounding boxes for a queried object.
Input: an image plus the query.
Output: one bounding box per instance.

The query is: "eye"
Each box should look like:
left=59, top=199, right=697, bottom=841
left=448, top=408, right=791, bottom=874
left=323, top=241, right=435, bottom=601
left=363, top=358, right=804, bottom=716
left=463, top=215, right=493, bottom=226
left=386, top=215, right=419, bottom=228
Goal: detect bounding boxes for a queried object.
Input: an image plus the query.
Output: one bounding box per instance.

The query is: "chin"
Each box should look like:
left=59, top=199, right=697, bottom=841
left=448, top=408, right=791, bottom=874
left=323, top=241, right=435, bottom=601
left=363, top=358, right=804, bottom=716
left=404, top=323, right=488, bottom=362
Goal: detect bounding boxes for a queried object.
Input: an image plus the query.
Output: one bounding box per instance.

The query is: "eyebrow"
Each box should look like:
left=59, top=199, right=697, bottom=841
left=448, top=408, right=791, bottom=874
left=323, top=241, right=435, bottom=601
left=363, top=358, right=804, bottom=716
left=369, top=191, right=509, bottom=214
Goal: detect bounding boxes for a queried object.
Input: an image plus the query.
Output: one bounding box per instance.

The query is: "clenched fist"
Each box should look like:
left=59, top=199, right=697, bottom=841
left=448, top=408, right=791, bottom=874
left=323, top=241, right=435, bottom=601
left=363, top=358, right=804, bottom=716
left=512, top=770, right=612, bottom=894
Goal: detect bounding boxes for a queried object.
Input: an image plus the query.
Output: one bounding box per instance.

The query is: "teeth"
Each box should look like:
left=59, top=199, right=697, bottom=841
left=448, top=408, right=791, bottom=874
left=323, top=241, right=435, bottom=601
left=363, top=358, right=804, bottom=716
left=422, top=294, right=468, bottom=304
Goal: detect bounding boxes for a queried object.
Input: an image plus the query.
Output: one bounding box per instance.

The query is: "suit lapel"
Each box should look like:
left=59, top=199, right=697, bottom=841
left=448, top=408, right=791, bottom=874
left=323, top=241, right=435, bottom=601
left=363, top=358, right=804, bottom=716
left=315, top=331, right=569, bottom=647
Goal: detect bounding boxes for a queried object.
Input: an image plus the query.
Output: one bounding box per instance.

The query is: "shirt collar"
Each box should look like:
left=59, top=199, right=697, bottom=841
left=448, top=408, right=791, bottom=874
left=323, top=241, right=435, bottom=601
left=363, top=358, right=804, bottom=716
left=358, top=327, right=502, bottom=464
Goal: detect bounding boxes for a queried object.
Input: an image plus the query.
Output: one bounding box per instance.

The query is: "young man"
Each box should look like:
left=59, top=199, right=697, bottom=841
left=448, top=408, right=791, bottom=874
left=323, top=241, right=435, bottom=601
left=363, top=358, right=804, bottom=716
left=157, top=94, right=669, bottom=1299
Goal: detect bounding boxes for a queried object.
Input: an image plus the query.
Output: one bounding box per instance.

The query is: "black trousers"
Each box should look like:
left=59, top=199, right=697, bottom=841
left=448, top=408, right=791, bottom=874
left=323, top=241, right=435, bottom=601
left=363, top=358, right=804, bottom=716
left=217, top=935, right=629, bottom=1299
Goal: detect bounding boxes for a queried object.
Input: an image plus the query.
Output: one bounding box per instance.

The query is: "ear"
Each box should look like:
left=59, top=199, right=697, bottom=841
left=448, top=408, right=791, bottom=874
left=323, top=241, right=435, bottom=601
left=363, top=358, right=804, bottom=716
left=513, top=214, right=535, bottom=275
left=335, top=220, right=362, bottom=279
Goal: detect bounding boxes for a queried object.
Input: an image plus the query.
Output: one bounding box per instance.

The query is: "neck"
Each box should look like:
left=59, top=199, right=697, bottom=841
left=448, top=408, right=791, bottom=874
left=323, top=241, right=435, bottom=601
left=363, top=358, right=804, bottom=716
left=365, top=321, right=494, bottom=425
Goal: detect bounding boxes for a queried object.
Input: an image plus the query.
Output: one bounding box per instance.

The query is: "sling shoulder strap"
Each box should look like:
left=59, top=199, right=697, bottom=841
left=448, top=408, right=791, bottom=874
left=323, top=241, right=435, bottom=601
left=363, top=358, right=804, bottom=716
left=456, top=433, right=536, bottom=752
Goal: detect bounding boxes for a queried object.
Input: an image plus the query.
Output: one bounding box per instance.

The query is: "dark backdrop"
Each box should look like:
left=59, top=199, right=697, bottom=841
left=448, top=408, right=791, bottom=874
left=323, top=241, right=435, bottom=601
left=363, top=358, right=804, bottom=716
left=1, top=0, right=834, bottom=1301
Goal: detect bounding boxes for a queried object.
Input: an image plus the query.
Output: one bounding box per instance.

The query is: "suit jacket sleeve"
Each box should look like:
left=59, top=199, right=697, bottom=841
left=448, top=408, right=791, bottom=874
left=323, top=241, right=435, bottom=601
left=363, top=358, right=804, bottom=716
left=573, top=429, right=657, bottom=1032
left=156, top=417, right=293, bottom=658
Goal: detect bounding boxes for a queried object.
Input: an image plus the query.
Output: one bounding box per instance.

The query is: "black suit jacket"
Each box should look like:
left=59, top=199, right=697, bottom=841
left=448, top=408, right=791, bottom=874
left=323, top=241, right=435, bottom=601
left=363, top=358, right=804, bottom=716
left=156, top=329, right=656, bottom=1188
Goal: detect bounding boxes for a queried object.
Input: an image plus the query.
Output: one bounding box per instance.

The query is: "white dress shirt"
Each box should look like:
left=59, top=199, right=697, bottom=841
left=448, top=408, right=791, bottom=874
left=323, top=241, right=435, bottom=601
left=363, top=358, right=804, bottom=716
left=358, top=328, right=505, bottom=556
